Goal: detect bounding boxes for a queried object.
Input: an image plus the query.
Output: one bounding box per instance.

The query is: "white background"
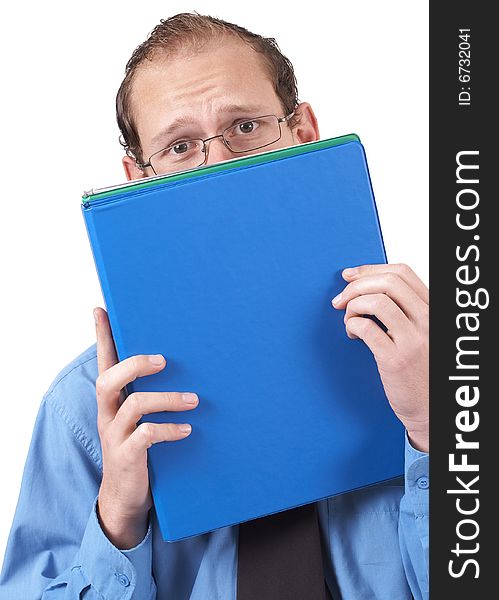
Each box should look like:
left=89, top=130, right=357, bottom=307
left=0, top=1, right=428, bottom=561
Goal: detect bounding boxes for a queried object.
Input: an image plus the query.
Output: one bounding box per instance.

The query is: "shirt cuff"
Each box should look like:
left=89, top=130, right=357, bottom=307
left=404, top=431, right=429, bottom=519
left=72, top=494, right=156, bottom=600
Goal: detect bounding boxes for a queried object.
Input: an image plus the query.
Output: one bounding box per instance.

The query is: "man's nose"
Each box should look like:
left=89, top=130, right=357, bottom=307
left=203, top=136, right=234, bottom=165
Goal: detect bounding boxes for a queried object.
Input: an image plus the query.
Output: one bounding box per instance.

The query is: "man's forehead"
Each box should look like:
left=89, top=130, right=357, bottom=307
left=133, top=38, right=272, bottom=90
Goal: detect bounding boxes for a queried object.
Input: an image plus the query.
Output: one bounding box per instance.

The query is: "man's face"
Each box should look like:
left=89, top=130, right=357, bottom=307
left=123, top=37, right=320, bottom=181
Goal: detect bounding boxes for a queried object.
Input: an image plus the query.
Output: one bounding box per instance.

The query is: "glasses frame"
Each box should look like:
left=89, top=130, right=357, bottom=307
left=135, top=111, right=296, bottom=176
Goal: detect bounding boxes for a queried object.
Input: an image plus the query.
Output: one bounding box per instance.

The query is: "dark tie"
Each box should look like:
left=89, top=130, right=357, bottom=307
left=237, top=502, right=333, bottom=599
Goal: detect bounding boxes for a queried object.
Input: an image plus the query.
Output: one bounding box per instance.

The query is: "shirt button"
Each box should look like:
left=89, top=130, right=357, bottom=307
left=115, top=572, right=130, bottom=587
left=416, top=476, right=429, bottom=489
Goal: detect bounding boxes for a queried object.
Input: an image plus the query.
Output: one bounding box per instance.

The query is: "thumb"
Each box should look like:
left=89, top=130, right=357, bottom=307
left=94, top=307, right=119, bottom=375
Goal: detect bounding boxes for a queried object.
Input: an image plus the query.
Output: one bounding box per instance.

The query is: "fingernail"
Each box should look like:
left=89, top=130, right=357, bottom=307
left=182, top=393, right=198, bottom=405
left=179, top=424, right=192, bottom=434
left=343, top=267, right=358, bottom=277
left=149, top=354, right=164, bottom=365
left=93, top=309, right=99, bottom=324
left=331, top=293, right=342, bottom=306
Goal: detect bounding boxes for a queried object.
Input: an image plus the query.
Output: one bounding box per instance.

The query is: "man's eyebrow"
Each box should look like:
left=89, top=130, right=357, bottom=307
left=150, top=104, right=269, bottom=146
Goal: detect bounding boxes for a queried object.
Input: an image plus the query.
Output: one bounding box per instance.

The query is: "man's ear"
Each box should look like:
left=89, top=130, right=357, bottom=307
left=290, top=102, right=320, bottom=144
left=122, top=154, right=148, bottom=181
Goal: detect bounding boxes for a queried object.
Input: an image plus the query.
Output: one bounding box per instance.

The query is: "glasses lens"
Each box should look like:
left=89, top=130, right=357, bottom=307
left=150, top=139, right=205, bottom=175
left=224, top=116, right=280, bottom=152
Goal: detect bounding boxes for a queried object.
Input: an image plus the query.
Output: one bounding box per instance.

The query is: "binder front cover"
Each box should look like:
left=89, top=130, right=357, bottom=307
left=82, top=138, right=405, bottom=542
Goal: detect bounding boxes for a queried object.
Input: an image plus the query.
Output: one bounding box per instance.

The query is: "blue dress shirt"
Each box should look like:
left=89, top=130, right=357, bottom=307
left=0, top=343, right=429, bottom=599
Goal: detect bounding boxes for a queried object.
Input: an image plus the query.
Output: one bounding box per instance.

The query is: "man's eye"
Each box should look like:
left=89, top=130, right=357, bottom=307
left=237, top=120, right=259, bottom=134
left=171, top=141, right=190, bottom=154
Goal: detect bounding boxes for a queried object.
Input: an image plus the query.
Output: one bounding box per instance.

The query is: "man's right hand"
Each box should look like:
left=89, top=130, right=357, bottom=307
left=93, top=306, right=199, bottom=549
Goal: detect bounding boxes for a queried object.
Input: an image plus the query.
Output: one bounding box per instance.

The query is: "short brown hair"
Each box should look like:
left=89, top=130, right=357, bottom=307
left=116, top=12, right=300, bottom=163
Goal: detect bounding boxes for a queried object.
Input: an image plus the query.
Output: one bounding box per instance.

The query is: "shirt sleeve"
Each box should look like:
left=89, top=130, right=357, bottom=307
left=0, top=391, right=157, bottom=600
left=398, top=431, right=429, bottom=600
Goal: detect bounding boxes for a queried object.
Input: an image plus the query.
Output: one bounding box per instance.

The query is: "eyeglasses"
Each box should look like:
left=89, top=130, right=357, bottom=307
left=136, top=112, right=295, bottom=176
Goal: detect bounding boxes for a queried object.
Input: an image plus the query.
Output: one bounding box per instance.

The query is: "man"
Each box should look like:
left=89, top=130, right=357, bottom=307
left=0, top=12, right=429, bottom=600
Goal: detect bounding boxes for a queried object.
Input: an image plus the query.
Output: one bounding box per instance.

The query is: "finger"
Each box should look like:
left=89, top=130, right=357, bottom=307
left=96, top=354, right=166, bottom=426
left=332, top=272, right=427, bottom=325
left=344, top=293, right=410, bottom=343
left=94, top=307, right=118, bottom=375
left=341, top=263, right=429, bottom=304
left=113, top=392, right=199, bottom=439
left=125, top=421, right=192, bottom=456
left=345, top=316, right=394, bottom=361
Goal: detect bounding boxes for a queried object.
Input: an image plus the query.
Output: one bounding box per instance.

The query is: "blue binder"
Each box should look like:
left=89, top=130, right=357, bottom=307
left=81, top=136, right=405, bottom=542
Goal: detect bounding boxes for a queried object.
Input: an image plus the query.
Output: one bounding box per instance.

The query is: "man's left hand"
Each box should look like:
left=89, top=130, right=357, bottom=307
left=331, top=263, right=429, bottom=453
